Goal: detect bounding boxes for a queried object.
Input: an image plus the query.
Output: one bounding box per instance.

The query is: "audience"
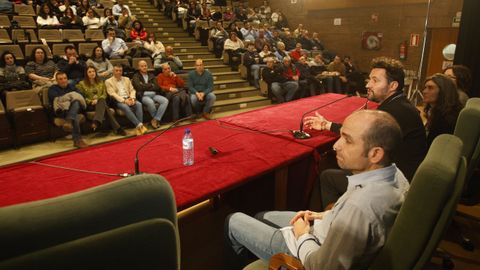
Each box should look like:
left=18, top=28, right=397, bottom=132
left=106, top=64, right=147, bottom=136
left=48, top=72, right=88, bottom=148
left=0, top=51, right=30, bottom=94
left=118, top=7, right=137, bottom=37
left=296, top=55, right=319, bottom=97
left=86, top=46, right=114, bottom=81
left=82, top=7, right=100, bottom=29
left=112, top=0, right=131, bottom=17
left=131, top=60, right=169, bottom=129
left=57, top=45, right=87, bottom=86
left=188, top=59, right=216, bottom=120
left=156, top=63, right=193, bottom=121
left=444, top=65, right=472, bottom=107
left=25, top=46, right=58, bottom=93
left=262, top=57, right=298, bottom=103
left=160, top=46, right=183, bottom=73
left=102, top=28, right=128, bottom=59
left=224, top=32, right=245, bottom=71
left=422, top=73, right=462, bottom=147
left=144, top=33, right=166, bottom=69
left=243, top=43, right=263, bottom=89
left=37, top=3, right=61, bottom=28
left=130, top=20, right=148, bottom=41
left=326, top=55, right=347, bottom=93
left=76, top=65, right=126, bottom=135
left=61, top=7, right=84, bottom=29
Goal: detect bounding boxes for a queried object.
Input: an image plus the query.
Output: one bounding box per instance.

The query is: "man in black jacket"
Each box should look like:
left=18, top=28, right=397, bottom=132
left=243, top=43, right=262, bottom=88
left=305, top=57, right=427, bottom=211
left=262, top=57, right=298, bottom=103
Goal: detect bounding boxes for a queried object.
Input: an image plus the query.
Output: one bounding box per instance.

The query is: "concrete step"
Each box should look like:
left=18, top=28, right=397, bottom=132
left=173, top=46, right=210, bottom=53
left=213, top=96, right=271, bottom=113
left=163, top=41, right=200, bottom=47
left=214, top=86, right=259, bottom=101
left=154, top=31, right=191, bottom=38
left=211, top=71, right=242, bottom=81
left=183, top=58, right=224, bottom=68
left=146, top=24, right=185, bottom=32
left=160, top=36, right=197, bottom=42
left=185, top=65, right=232, bottom=72
left=212, top=79, right=250, bottom=90
left=177, top=52, right=216, bottom=60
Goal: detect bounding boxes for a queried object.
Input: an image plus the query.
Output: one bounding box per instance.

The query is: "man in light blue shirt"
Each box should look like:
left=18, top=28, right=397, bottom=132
left=226, top=110, right=409, bottom=269
left=102, top=28, right=128, bottom=59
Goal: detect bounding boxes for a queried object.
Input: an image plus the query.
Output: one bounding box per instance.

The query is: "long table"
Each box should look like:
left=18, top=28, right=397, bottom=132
left=0, top=94, right=372, bottom=210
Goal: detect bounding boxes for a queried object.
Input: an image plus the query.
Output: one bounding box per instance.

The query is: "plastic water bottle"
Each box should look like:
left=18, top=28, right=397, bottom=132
left=182, top=128, right=194, bottom=166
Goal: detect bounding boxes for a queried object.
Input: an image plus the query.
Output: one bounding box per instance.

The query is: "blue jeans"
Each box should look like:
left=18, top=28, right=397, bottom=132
left=271, top=81, right=299, bottom=103
left=141, top=91, right=169, bottom=122
left=190, top=92, right=216, bottom=114
left=250, top=64, right=266, bottom=88
left=65, top=100, right=81, bottom=141
left=226, top=211, right=295, bottom=263
left=116, top=101, right=143, bottom=127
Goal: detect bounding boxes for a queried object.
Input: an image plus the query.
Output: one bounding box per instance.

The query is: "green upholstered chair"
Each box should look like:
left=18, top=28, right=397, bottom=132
left=243, top=134, right=466, bottom=270
left=0, top=174, right=180, bottom=270
left=454, top=98, right=480, bottom=248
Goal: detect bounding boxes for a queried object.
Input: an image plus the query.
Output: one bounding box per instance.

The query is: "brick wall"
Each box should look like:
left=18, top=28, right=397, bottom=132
left=248, top=0, right=463, bottom=72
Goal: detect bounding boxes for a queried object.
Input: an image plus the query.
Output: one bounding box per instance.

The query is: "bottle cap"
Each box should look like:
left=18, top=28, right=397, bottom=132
left=185, top=128, right=191, bottom=133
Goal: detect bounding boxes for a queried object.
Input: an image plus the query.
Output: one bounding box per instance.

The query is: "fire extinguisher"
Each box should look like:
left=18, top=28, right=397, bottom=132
left=399, top=41, right=408, bottom=61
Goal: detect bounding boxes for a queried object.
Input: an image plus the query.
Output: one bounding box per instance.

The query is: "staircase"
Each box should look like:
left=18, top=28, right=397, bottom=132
left=127, top=0, right=272, bottom=114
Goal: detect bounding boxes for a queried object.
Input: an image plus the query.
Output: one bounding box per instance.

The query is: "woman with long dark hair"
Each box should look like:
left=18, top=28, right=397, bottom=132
left=37, top=3, right=61, bottom=28
left=444, top=64, right=472, bottom=107
left=76, top=65, right=126, bottom=135
left=422, top=73, right=462, bottom=146
left=25, top=46, right=57, bottom=93
left=86, top=46, right=113, bottom=80
left=0, top=51, right=31, bottom=102
left=130, top=20, right=148, bottom=41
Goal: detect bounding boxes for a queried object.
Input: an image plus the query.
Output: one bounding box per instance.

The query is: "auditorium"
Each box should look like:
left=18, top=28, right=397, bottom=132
left=0, top=0, right=479, bottom=269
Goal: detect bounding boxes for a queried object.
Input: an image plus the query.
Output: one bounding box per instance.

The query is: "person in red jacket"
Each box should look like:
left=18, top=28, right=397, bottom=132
left=130, top=20, right=148, bottom=41
left=156, top=63, right=192, bottom=120
left=289, top=43, right=306, bottom=62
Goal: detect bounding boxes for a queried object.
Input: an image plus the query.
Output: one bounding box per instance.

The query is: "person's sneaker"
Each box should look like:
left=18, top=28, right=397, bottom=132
left=115, top=128, right=127, bottom=136
left=151, top=118, right=160, bottom=129
left=91, top=121, right=98, bottom=131
left=202, top=112, right=212, bottom=120
left=73, top=139, right=88, bottom=148
left=62, top=120, right=73, bottom=132
left=136, top=124, right=148, bottom=136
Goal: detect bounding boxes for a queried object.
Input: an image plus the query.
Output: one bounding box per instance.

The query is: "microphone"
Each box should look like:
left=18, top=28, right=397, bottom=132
left=134, top=115, right=195, bottom=175
left=291, top=95, right=352, bottom=139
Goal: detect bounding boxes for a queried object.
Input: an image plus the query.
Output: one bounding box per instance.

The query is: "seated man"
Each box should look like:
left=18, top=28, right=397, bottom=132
left=48, top=72, right=88, bottom=148
left=156, top=63, right=192, bottom=121
left=226, top=110, right=409, bottom=269
left=160, top=46, right=184, bottom=73
left=243, top=42, right=263, bottom=89
left=56, top=45, right=87, bottom=86
left=187, top=59, right=216, bottom=120
left=261, top=57, right=298, bottom=103
left=102, top=28, right=128, bottom=59
left=106, top=64, right=147, bottom=136
left=306, top=57, right=427, bottom=211
left=326, top=55, right=348, bottom=93
left=131, top=60, right=168, bottom=129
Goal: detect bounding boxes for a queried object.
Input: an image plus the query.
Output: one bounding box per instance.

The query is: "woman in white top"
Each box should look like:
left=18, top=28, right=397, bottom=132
left=82, top=7, right=101, bottom=29
left=223, top=32, right=245, bottom=71
left=143, top=33, right=165, bottom=69
left=259, top=44, right=275, bottom=62
left=37, top=3, right=60, bottom=28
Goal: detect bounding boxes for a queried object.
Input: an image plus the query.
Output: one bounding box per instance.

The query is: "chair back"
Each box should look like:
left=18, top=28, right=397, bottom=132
left=0, top=174, right=180, bottom=270
left=12, top=16, right=37, bottom=28
left=5, top=90, right=43, bottom=113
left=369, top=134, right=466, bottom=270
left=38, top=29, right=63, bottom=43
left=457, top=97, right=480, bottom=183
left=62, top=29, right=85, bottom=42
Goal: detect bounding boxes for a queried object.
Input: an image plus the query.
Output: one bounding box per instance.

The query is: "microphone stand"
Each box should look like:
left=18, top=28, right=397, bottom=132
left=134, top=115, right=195, bottom=175
left=291, top=95, right=352, bottom=139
